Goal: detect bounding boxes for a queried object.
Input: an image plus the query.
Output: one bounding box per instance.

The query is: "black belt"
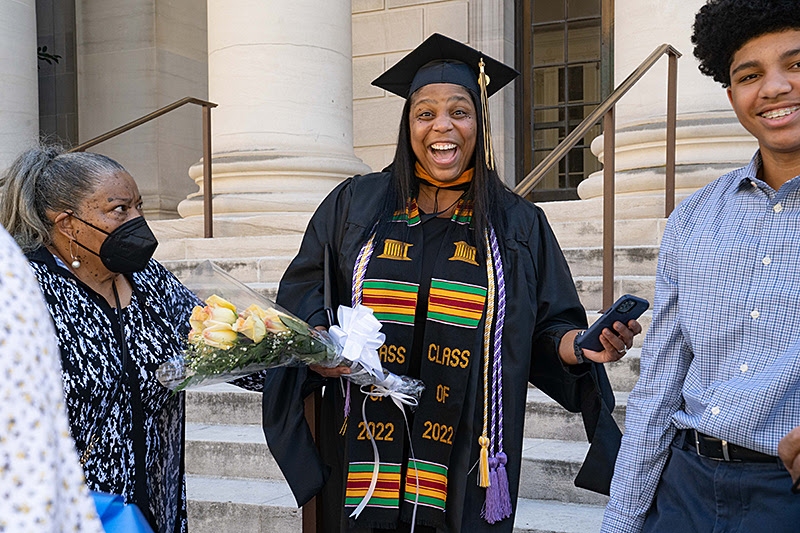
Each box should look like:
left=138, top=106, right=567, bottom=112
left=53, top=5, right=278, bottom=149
left=677, top=429, right=777, bottom=463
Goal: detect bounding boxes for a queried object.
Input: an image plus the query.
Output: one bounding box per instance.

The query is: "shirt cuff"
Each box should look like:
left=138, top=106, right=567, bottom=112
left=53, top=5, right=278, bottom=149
left=601, top=506, right=646, bottom=533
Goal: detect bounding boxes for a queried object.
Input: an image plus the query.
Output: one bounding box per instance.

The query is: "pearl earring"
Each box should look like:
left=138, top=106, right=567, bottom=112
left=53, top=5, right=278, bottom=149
left=69, top=240, right=81, bottom=269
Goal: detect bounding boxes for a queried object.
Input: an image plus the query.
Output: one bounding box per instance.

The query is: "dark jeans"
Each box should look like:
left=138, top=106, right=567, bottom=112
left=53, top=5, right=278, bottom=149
left=643, top=439, right=800, bottom=533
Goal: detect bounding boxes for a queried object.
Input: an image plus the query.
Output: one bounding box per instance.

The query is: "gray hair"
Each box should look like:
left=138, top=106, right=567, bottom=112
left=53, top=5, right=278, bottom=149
left=0, top=146, right=127, bottom=252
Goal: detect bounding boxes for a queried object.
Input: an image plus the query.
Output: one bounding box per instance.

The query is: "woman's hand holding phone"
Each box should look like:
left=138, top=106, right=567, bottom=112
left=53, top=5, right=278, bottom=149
left=580, top=319, right=643, bottom=363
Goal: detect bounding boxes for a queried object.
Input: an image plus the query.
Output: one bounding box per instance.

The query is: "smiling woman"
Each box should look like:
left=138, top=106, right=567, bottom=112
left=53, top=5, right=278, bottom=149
left=263, top=33, right=641, bottom=533
left=409, top=84, right=477, bottom=184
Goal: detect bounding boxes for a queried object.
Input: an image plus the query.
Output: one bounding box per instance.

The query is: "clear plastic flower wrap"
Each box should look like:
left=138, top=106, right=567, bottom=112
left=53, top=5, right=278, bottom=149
left=156, top=261, right=425, bottom=402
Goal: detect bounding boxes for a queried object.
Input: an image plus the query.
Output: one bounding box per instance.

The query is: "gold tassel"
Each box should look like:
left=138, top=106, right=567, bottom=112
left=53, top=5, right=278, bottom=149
left=478, top=58, right=495, bottom=171
left=478, top=435, right=491, bottom=487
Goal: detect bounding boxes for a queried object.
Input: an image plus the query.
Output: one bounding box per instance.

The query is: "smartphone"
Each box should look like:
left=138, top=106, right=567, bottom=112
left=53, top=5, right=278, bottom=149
left=576, top=294, right=649, bottom=352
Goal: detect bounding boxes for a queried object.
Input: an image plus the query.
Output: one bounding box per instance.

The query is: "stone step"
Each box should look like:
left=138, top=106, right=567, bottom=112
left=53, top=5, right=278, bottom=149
left=150, top=212, right=312, bottom=240
left=153, top=234, right=302, bottom=263
left=159, top=257, right=294, bottom=285
left=520, top=438, right=609, bottom=506
left=574, top=276, right=655, bottom=313
left=159, top=241, right=659, bottom=285
left=186, top=383, right=263, bottom=426
left=187, top=376, right=633, bottom=441
left=186, top=475, right=300, bottom=533
left=563, top=245, right=659, bottom=277
left=524, top=388, right=627, bottom=441
left=185, top=423, right=281, bottom=481
left=604, top=347, right=642, bottom=392
left=186, top=474, right=604, bottom=533
left=513, top=498, right=604, bottom=533
left=186, top=378, right=632, bottom=442
left=548, top=217, right=667, bottom=249
left=185, top=422, right=608, bottom=507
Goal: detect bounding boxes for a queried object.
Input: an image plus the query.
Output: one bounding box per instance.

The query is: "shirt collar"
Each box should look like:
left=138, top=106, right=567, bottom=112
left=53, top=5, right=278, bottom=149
left=735, top=151, right=762, bottom=191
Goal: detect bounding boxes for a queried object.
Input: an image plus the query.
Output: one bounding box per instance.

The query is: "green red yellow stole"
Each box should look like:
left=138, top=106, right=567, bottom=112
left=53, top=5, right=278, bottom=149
left=344, top=197, right=488, bottom=529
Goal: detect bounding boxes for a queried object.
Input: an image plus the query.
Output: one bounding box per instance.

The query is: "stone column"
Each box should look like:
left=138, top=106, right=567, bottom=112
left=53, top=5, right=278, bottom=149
left=571, top=0, right=757, bottom=220
left=0, top=0, right=38, bottom=170
left=77, top=0, right=208, bottom=220
left=178, top=0, right=370, bottom=217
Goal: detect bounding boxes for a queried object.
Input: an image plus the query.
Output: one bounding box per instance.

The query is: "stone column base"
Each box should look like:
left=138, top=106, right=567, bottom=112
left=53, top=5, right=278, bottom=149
left=178, top=150, right=370, bottom=217
left=547, top=112, right=758, bottom=223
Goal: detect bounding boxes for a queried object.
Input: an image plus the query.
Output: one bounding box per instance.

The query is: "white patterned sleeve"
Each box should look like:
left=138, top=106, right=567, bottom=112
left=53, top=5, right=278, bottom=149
left=0, top=228, right=103, bottom=533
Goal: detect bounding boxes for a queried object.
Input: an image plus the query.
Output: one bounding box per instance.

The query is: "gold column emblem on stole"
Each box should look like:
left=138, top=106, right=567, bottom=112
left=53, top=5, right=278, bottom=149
left=377, top=239, right=413, bottom=261
left=449, top=241, right=479, bottom=265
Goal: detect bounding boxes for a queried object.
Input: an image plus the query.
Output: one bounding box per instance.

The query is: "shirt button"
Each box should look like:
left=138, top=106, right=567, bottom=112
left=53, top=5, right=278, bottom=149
left=740, top=363, right=748, bottom=372
left=751, top=181, right=757, bottom=187
left=751, top=310, right=760, bottom=319
left=774, top=202, right=783, bottom=213
left=762, top=256, right=772, bottom=265
left=711, top=406, right=721, bottom=415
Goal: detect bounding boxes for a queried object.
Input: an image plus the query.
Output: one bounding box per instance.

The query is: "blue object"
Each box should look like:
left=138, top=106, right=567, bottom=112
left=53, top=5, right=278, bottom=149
left=576, top=294, right=649, bottom=352
left=642, top=439, right=798, bottom=532
left=91, top=491, right=154, bottom=533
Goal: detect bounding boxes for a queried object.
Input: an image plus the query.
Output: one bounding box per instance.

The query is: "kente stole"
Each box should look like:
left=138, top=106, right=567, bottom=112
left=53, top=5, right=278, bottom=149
left=344, top=197, right=488, bottom=529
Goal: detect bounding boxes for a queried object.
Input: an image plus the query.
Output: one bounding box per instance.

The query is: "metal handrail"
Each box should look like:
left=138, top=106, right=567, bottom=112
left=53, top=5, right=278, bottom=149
left=68, top=97, right=218, bottom=238
left=514, top=44, right=681, bottom=309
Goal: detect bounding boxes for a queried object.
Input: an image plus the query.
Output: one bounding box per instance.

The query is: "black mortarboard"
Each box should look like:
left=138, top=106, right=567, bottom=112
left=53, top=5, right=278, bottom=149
left=371, top=33, right=519, bottom=99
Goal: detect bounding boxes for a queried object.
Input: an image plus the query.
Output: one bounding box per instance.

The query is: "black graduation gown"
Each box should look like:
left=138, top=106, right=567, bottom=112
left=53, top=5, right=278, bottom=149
left=262, top=172, right=621, bottom=532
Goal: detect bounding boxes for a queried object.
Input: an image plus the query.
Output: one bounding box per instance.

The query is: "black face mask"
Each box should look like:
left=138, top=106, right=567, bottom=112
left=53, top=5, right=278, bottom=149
left=70, top=214, right=158, bottom=273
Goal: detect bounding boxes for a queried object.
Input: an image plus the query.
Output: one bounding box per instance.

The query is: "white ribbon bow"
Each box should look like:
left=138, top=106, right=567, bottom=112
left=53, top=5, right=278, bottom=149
left=349, top=384, right=419, bottom=525
left=329, top=304, right=386, bottom=379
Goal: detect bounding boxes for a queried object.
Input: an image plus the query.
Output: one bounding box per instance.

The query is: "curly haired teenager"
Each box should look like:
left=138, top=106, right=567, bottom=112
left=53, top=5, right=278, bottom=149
left=602, top=1, right=800, bottom=532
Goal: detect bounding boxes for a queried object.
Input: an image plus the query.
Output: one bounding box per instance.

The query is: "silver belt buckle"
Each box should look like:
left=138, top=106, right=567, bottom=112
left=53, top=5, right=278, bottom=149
left=721, top=439, right=731, bottom=461
left=694, top=429, right=702, bottom=456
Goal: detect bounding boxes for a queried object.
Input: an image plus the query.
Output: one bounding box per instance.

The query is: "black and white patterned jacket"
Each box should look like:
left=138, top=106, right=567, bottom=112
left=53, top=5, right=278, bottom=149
left=27, top=249, right=216, bottom=533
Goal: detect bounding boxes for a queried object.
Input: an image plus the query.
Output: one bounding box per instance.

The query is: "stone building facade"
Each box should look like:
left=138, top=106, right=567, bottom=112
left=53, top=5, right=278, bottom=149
left=1, top=0, right=758, bottom=222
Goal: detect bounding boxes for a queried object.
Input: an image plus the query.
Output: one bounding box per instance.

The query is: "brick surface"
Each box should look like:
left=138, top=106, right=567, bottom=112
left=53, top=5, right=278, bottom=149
left=352, top=0, right=385, bottom=13
left=424, top=1, right=469, bottom=42
left=388, top=0, right=452, bottom=8
left=353, top=96, right=406, bottom=146
left=353, top=8, right=423, bottom=56
left=353, top=55, right=385, bottom=99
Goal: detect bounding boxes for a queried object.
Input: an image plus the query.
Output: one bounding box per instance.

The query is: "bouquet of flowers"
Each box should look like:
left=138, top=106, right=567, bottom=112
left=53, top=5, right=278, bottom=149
left=156, top=261, right=425, bottom=402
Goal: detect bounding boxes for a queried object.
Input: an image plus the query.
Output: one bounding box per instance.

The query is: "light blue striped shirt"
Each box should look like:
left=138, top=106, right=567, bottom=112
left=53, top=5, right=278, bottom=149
left=602, top=152, right=800, bottom=533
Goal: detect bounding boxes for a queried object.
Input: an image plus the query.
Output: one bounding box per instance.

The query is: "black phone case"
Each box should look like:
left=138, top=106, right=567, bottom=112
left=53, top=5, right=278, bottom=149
left=576, top=294, right=649, bottom=352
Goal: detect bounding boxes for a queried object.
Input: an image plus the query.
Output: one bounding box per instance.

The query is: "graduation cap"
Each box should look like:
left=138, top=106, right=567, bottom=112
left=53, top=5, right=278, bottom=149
left=372, top=33, right=519, bottom=170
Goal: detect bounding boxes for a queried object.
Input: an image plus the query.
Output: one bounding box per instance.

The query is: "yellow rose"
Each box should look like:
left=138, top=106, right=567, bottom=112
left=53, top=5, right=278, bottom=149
left=188, top=326, right=203, bottom=342
left=232, top=315, right=267, bottom=343
left=189, top=306, right=210, bottom=331
left=265, top=318, right=289, bottom=333
left=205, top=294, right=236, bottom=312
left=202, top=322, right=238, bottom=349
left=243, top=304, right=268, bottom=321
left=205, top=304, right=237, bottom=325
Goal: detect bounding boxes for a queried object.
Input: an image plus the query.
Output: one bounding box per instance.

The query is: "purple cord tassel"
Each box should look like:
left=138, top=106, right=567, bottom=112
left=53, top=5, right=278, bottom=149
left=482, top=456, right=502, bottom=523
left=495, top=452, right=512, bottom=519
left=344, top=380, right=351, bottom=418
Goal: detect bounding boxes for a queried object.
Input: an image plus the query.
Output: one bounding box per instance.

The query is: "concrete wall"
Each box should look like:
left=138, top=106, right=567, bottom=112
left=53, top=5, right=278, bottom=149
left=351, top=0, right=516, bottom=183
left=76, top=0, right=208, bottom=219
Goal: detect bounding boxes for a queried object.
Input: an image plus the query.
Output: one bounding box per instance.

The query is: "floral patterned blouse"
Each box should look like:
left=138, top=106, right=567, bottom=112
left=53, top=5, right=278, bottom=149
left=0, top=227, right=103, bottom=533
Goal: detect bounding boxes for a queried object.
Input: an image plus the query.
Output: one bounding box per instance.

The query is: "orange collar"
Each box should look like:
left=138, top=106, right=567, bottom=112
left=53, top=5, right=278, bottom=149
left=415, top=161, right=474, bottom=188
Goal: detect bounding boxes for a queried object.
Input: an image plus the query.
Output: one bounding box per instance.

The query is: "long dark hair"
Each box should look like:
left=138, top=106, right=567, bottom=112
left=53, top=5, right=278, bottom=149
left=372, top=87, right=509, bottom=252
